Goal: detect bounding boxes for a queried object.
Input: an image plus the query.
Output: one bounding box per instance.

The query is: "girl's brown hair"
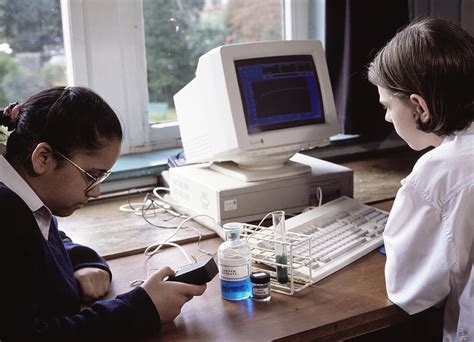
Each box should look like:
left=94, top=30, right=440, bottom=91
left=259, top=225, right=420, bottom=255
left=368, top=17, right=474, bottom=135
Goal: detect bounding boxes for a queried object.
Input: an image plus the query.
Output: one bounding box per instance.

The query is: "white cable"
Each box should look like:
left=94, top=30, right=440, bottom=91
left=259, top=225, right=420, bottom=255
left=119, top=197, right=168, bottom=216
left=118, top=190, right=186, bottom=228
left=152, top=186, right=197, bottom=214
left=143, top=213, right=217, bottom=259
left=124, top=190, right=218, bottom=287
left=302, top=186, right=324, bottom=213
left=119, top=202, right=166, bottom=214
left=144, top=241, right=193, bottom=263
left=131, top=214, right=215, bottom=287
left=316, top=186, right=323, bottom=207
left=244, top=210, right=283, bottom=241
left=119, top=202, right=147, bottom=212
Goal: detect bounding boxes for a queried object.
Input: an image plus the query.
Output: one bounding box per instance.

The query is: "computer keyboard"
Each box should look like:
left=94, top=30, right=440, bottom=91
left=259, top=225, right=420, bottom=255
left=250, top=196, right=389, bottom=284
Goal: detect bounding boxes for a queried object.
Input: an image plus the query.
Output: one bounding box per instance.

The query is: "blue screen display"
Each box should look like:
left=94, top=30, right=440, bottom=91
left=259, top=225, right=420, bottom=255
left=235, top=55, right=325, bottom=134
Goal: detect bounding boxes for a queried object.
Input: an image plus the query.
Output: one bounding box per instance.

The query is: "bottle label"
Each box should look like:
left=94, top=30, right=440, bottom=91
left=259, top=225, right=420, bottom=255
left=219, top=263, right=250, bottom=281
left=253, top=286, right=270, bottom=296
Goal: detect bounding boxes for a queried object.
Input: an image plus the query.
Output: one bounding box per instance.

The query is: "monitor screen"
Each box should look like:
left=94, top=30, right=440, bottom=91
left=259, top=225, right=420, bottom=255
left=235, top=55, right=325, bottom=134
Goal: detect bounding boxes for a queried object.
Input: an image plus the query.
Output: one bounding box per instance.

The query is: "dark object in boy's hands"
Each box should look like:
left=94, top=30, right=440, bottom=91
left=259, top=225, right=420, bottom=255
left=168, top=258, right=218, bottom=285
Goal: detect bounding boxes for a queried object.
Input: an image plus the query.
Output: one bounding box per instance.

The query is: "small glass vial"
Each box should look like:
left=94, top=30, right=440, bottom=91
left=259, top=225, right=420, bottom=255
left=250, top=271, right=271, bottom=302
left=218, top=222, right=252, bottom=301
left=273, top=211, right=288, bottom=284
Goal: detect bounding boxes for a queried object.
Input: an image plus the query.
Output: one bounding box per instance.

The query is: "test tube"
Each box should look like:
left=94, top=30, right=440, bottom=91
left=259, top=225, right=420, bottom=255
left=273, top=211, right=288, bottom=284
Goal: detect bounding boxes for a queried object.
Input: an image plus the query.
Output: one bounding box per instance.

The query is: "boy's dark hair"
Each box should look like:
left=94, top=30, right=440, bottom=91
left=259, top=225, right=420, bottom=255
left=0, top=86, right=122, bottom=168
left=368, top=17, right=474, bottom=135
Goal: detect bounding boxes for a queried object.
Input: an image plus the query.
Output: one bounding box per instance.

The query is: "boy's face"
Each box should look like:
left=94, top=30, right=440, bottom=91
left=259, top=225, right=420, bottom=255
left=377, top=86, right=440, bottom=151
left=38, top=139, right=121, bottom=217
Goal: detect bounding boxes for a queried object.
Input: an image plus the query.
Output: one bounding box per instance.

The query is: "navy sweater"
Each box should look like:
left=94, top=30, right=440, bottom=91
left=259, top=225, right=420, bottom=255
left=0, top=183, right=161, bottom=341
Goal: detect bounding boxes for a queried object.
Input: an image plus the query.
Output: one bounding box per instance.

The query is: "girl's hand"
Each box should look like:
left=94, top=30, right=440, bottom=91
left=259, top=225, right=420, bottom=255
left=142, top=266, right=207, bottom=323
left=74, top=267, right=111, bottom=301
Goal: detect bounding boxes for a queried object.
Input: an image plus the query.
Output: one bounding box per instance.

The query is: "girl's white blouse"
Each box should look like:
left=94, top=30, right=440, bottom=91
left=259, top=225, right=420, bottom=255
left=384, top=124, right=473, bottom=341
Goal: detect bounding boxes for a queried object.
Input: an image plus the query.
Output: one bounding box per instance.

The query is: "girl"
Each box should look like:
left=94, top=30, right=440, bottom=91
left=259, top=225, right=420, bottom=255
left=0, top=86, right=206, bottom=341
left=368, top=18, right=473, bottom=341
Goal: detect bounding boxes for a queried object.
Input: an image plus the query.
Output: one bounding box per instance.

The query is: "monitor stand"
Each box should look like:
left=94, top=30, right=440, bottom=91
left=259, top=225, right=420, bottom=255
left=209, top=160, right=311, bottom=182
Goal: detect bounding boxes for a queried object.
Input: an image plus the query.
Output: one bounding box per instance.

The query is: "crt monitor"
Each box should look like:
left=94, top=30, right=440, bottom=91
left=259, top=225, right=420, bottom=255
left=173, top=40, right=339, bottom=181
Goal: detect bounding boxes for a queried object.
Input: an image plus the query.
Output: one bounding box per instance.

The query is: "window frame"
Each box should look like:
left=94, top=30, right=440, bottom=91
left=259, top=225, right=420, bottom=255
left=61, top=0, right=310, bottom=155
left=283, top=0, right=310, bottom=40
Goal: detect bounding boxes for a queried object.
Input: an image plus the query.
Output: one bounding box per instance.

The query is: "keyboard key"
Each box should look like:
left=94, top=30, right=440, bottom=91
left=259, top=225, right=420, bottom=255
left=327, top=238, right=365, bottom=259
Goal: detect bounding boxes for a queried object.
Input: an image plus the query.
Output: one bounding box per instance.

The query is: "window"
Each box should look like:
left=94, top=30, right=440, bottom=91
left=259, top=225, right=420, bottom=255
left=143, top=0, right=283, bottom=125
left=61, top=0, right=307, bottom=155
left=0, top=0, right=66, bottom=110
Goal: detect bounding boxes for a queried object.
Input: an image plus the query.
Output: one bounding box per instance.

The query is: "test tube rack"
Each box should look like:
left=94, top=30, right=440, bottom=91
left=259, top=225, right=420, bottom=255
left=240, top=223, right=313, bottom=296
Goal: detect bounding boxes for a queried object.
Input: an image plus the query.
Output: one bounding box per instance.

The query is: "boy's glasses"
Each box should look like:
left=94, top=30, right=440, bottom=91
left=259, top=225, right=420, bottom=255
left=55, top=151, right=112, bottom=193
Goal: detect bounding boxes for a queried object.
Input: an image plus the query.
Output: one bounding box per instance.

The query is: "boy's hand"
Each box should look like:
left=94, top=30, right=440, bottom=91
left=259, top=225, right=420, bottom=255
left=74, top=267, right=111, bottom=301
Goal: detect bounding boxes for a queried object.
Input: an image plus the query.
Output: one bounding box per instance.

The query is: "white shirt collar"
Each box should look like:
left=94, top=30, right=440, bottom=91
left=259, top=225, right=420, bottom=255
left=0, top=155, right=51, bottom=239
left=461, top=122, right=474, bottom=135
left=440, top=122, right=473, bottom=145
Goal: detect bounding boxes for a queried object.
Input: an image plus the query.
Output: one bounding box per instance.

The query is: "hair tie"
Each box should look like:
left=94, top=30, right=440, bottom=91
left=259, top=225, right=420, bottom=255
left=0, top=102, right=21, bottom=131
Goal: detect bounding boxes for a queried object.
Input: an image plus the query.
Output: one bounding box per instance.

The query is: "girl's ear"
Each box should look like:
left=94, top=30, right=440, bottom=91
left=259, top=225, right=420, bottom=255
left=30, top=142, right=57, bottom=175
left=409, top=94, right=431, bottom=123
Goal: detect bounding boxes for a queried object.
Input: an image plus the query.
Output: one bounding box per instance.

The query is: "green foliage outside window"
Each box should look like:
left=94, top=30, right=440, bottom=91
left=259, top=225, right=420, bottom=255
left=143, top=0, right=227, bottom=123
left=143, top=0, right=281, bottom=124
left=0, top=0, right=65, bottom=104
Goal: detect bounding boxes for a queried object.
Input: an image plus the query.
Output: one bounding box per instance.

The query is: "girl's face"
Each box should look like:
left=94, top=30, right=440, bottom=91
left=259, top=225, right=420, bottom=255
left=377, top=86, right=442, bottom=150
left=39, top=139, right=121, bottom=217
